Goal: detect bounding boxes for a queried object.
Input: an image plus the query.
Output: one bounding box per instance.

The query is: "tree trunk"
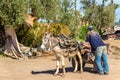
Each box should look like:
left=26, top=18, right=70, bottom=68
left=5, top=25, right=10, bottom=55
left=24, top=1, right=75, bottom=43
left=4, top=26, right=24, bottom=59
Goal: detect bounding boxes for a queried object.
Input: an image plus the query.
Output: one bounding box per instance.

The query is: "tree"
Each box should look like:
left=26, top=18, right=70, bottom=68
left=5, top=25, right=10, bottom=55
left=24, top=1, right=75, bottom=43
left=25, top=0, right=82, bottom=39
left=80, top=0, right=96, bottom=25
left=96, top=0, right=119, bottom=34
left=28, top=0, right=60, bottom=23
left=80, top=0, right=119, bottom=34
left=0, top=0, right=28, bottom=26
left=59, top=0, right=82, bottom=38
left=41, top=0, right=60, bottom=23
left=0, top=0, right=29, bottom=59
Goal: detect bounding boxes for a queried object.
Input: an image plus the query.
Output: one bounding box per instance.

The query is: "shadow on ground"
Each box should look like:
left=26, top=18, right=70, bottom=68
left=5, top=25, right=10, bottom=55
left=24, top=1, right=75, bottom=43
left=83, top=67, right=98, bottom=74
left=31, top=66, right=97, bottom=75
left=31, top=67, right=74, bottom=75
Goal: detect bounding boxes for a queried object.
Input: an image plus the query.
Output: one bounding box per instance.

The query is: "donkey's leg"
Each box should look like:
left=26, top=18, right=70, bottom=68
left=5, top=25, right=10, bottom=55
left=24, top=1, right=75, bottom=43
left=73, top=56, right=78, bottom=72
left=61, top=55, right=66, bottom=77
left=54, top=60, right=60, bottom=76
left=77, top=51, right=83, bottom=73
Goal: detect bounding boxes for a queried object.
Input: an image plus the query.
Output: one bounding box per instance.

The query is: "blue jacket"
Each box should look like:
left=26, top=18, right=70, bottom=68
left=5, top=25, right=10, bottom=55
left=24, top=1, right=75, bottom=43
left=86, top=31, right=105, bottom=50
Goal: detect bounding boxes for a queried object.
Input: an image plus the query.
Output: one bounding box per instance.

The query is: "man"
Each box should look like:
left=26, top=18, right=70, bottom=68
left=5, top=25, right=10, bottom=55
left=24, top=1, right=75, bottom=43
left=86, top=26, right=109, bottom=75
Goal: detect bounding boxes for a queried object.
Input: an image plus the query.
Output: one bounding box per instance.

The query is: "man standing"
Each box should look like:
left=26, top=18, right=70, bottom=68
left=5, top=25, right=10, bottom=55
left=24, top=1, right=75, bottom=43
left=86, top=26, right=109, bottom=75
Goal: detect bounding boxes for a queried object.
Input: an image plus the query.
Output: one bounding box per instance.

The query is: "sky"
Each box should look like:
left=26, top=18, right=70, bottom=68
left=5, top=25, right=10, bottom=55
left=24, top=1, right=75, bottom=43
left=96, top=0, right=120, bottom=22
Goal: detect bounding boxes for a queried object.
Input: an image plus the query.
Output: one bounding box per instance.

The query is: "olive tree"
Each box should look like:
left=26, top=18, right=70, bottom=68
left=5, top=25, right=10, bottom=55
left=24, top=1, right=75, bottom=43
left=0, top=0, right=29, bottom=58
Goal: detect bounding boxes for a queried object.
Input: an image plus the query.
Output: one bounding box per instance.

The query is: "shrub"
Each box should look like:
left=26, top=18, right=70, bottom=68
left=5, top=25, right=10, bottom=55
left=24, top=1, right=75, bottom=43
left=78, top=25, right=98, bottom=41
left=17, top=22, right=71, bottom=47
left=79, top=25, right=88, bottom=41
left=24, top=22, right=48, bottom=47
left=48, top=23, right=71, bottom=36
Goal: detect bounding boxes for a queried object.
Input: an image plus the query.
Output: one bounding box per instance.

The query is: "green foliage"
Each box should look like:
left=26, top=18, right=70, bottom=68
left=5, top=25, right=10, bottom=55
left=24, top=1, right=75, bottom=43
left=79, top=25, right=88, bottom=41
left=48, top=23, right=71, bottom=36
left=57, top=0, right=82, bottom=38
left=22, top=22, right=48, bottom=47
left=101, top=5, right=115, bottom=27
left=78, top=25, right=98, bottom=41
left=0, top=0, right=119, bottom=47
left=18, top=22, right=71, bottom=47
left=0, top=0, right=28, bottom=27
left=80, top=0, right=118, bottom=34
left=29, top=0, right=60, bottom=22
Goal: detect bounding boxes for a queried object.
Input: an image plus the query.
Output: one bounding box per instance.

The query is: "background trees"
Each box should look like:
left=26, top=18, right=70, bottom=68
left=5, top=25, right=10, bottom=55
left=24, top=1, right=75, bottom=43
left=0, top=0, right=119, bottom=47
left=0, top=0, right=28, bottom=27
left=80, top=0, right=119, bottom=34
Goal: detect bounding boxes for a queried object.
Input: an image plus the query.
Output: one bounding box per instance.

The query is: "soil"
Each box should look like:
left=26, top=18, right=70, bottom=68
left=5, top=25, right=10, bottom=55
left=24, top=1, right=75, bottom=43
left=0, top=40, right=120, bottom=80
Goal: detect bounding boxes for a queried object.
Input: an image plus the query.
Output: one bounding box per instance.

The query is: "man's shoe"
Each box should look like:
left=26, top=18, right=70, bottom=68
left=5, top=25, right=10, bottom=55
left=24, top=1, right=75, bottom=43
left=98, top=73, right=104, bottom=75
left=104, top=72, right=109, bottom=75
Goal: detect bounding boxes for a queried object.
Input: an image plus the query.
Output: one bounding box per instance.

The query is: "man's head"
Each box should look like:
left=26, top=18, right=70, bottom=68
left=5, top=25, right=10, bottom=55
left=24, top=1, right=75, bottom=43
left=88, top=26, right=94, bottom=31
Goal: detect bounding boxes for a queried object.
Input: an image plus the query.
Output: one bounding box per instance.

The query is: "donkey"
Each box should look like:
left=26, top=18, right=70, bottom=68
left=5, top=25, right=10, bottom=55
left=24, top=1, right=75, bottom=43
left=41, top=33, right=83, bottom=77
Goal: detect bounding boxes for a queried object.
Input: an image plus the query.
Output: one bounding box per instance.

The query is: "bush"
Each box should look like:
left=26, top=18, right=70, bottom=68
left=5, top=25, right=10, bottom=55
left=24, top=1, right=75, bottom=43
left=17, top=22, right=71, bottom=47
left=48, top=23, right=71, bottom=36
left=78, top=25, right=98, bottom=41
left=24, top=22, right=48, bottom=47
left=79, top=25, right=88, bottom=41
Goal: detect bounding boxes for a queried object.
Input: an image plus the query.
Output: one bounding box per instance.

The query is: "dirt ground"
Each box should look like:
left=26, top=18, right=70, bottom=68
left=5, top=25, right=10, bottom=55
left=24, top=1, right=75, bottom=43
left=0, top=40, right=120, bottom=80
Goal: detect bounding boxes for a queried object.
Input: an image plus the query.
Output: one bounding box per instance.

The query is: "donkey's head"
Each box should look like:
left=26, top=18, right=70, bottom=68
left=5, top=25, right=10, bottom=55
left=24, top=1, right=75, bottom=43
left=40, top=32, right=59, bottom=51
left=40, top=32, right=52, bottom=51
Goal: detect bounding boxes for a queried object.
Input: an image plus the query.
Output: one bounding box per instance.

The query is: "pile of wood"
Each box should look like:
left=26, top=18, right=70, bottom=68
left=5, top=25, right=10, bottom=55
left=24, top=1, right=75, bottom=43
left=57, top=34, right=79, bottom=51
